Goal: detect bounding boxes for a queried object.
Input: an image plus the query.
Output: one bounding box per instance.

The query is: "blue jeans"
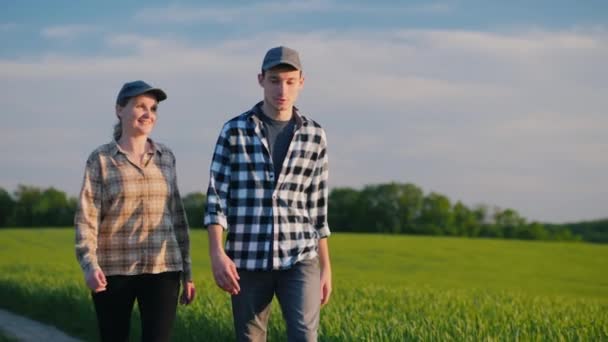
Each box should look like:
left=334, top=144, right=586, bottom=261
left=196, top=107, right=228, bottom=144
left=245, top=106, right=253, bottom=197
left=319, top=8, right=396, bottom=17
left=231, top=258, right=321, bottom=342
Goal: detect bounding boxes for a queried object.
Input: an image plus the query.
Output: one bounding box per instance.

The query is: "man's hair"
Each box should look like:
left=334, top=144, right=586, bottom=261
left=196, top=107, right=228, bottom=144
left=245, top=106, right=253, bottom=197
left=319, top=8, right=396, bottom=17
left=260, top=63, right=302, bottom=77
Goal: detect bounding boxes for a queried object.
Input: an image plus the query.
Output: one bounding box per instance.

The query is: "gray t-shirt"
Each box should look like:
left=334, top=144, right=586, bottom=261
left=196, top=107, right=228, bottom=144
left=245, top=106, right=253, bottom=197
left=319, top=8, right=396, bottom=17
left=259, top=112, right=296, bottom=178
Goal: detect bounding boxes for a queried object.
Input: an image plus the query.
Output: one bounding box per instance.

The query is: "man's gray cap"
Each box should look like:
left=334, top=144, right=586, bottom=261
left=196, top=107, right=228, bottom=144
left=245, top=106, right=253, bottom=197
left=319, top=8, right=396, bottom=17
left=116, top=80, right=167, bottom=104
left=261, top=46, right=302, bottom=71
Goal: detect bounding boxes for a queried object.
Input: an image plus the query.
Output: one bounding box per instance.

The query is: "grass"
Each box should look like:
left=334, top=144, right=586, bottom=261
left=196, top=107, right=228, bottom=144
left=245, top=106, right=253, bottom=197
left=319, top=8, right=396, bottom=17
left=0, top=331, right=18, bottom=342
left=0, top=228, right=607, bottom=341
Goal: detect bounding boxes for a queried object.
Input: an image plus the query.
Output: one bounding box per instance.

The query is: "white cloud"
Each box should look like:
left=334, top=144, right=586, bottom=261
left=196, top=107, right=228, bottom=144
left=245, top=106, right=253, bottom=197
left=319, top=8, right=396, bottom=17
left=134, top=1, right=452, bottom=23
left=40, top=24, right=99, bottom=40
left=135, top=0, right=332, bottom=23
left=1, top=27, right=607, bottom=222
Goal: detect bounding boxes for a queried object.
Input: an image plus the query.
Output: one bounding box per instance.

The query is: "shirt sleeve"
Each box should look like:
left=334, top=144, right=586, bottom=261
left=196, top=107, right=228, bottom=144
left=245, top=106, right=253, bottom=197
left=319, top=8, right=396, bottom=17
left=74, top=154, right=102, bottom=276
left=204, top=124, right=232, bottom=230
left=170, top=152, right=192, bottom=282
left=307, top=129, right=331, bottom=238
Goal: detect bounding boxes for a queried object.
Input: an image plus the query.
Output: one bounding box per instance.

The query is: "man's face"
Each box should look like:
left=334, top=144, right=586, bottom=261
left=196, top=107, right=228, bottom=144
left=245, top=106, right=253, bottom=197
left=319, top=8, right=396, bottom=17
left=258, top=66, right=304, bottom=113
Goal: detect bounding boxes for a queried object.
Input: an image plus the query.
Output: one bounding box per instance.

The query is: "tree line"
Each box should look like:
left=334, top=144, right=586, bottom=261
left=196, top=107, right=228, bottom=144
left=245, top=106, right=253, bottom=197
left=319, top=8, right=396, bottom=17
left=1, top=183, right=606, bottom=243
left=0, top=185, right=207, bottom=232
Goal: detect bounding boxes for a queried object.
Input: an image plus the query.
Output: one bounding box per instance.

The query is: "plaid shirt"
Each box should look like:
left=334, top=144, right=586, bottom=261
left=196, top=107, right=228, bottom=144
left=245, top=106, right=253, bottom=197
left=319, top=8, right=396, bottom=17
left=204, top=102, right=330, bottom=271
left=75, top=140, right=192, bottom=281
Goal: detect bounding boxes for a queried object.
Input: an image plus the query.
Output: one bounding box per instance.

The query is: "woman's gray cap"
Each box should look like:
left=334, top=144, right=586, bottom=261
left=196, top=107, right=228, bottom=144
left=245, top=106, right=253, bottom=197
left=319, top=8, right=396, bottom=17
left=261, top=46, right=302, bottom=71
left=116, top=80, right=167, bottom=104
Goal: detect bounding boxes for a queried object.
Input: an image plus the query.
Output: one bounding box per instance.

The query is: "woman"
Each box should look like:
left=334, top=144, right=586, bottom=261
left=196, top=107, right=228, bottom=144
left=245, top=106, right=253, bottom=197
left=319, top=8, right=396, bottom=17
left=75, top=80, right=195, bottom=342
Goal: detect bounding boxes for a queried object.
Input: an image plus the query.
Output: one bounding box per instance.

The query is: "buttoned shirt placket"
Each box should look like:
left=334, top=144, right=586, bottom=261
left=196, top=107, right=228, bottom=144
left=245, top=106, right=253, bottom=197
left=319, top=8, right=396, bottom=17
left=252, top=116, right=288, bottom=269
left=120, top=149, right=154, bottom=271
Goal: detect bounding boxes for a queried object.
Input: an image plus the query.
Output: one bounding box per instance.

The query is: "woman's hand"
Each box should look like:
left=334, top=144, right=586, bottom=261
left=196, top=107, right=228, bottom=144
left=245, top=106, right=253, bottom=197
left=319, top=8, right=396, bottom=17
left=85, top=268, right=107, bottom=293
left=180, top=281, right=196, bottom=305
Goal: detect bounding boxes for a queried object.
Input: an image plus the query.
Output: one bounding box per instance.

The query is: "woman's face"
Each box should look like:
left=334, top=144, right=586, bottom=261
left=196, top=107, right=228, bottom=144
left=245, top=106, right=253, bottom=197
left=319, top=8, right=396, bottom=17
left=116, top=94, right=158, bottom=138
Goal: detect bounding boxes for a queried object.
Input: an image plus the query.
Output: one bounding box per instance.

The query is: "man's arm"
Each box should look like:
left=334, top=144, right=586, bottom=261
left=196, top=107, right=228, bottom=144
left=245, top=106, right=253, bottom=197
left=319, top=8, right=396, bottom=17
left=309, top=128, right=332, bottom=305
left=307, top=129, right=330, bottom=238
left=204, top=125, right=240, bottom=294
left=208, top=224, right=240, bottom=295
left=318, top=237, right=332, bottom=306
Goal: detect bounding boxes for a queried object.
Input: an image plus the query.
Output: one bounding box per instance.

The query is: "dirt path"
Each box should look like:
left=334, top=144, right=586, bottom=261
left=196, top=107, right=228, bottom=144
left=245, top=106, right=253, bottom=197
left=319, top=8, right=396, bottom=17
left=0, top=308, right=82, bottom=342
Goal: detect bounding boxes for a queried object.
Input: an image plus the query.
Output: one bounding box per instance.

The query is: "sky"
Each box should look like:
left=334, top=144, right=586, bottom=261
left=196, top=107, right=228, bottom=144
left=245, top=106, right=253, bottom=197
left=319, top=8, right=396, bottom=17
left=1, top=0, right=607, bottom=223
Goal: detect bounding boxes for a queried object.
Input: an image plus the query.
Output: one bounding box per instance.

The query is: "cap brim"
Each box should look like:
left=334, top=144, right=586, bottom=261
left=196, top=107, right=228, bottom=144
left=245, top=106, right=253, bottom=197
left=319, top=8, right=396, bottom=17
left=143, top=88, right=167, bottom=102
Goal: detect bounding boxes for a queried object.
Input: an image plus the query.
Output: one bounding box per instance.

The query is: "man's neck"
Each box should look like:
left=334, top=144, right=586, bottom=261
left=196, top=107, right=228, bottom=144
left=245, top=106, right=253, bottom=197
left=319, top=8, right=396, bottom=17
left=261, top=102, right=292, bottom=121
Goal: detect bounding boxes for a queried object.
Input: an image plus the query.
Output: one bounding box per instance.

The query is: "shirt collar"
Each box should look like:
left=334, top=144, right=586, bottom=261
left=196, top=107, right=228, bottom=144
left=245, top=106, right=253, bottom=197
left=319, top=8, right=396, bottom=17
left=110, top=138, right=163, bottom=156
left=249, top=101, right=304, bottom=129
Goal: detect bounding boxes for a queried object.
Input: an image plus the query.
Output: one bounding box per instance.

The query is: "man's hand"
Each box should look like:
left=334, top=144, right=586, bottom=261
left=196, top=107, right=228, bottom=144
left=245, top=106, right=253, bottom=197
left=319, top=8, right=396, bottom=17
left=180, top=280, right=196, bottom=305
left=208, top=224, right=240, bottom=295
left=318, top=238, right=332, bottom=306
left=211, top=250, right=240, bottom=295
left=320, top=267, right=332, bottom=306
left=85, top=268, right=107, bottom=293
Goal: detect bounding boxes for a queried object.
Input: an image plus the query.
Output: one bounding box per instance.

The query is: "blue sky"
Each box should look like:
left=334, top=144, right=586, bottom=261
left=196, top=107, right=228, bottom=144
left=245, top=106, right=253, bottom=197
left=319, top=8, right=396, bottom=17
left=1, top=1, right=607, bottom=223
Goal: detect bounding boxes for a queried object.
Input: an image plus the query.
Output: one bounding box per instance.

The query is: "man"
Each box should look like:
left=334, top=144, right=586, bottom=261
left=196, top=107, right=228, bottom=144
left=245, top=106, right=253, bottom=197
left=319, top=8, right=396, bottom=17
left=204, top=46, right=332, bottom=341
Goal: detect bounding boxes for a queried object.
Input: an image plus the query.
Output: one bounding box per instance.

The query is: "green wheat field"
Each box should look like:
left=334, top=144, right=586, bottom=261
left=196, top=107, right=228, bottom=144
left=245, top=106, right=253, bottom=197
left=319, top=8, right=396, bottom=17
left=0, top=228, right=606, bottom=341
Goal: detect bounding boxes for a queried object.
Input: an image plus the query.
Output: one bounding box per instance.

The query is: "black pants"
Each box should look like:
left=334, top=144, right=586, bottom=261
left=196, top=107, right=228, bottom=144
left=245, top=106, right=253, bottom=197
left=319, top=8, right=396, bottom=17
left=92, top=272, right=180, bottom=342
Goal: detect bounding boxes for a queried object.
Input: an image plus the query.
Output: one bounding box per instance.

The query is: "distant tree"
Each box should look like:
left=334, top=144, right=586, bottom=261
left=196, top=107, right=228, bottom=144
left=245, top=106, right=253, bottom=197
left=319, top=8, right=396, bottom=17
left=328, top=187, right=360, bottom=232
left=397, top=183, right=424, bottom=234
left=519, top=222, right=549, bottom=240
left=356, top=183, right=403, bottom=233
left=11, top=185, right=74, bottom=227
left=2, top=182, right=602, bottom=243
left=37, top=187, right=74, bottom=226
left=556, top=219, right=608, bottom=243
left=182, top=192, right=206, bottom=228
left=550, top=227, right=579, bottom=241
left=13, top=185, right=43, bottom=226
left=452, top=201, right=480, bottom=237
left=0, top=187, right=15, bottom=227
left=479, top=225, right=500, bottom=238
left=493, top=208, right=526, bottom=239
left=417, top=192, right=452, bottom=235
left=472, top=204, right=489, bottom=225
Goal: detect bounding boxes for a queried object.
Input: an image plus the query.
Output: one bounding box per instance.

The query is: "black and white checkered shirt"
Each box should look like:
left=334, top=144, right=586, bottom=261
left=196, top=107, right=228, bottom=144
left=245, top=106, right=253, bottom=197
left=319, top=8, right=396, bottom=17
left=204, top=102, right=330, bottom=271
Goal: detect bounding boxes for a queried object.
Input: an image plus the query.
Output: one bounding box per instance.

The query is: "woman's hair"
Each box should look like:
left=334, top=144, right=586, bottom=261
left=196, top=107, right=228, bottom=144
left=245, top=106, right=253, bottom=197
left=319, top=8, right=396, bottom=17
left=113, top=97, right=131, bottom=141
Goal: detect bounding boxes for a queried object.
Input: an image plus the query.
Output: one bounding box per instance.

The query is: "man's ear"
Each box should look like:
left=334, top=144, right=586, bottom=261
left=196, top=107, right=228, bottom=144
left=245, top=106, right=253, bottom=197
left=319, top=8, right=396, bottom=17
left=258, top=73, right=264, bottom=87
